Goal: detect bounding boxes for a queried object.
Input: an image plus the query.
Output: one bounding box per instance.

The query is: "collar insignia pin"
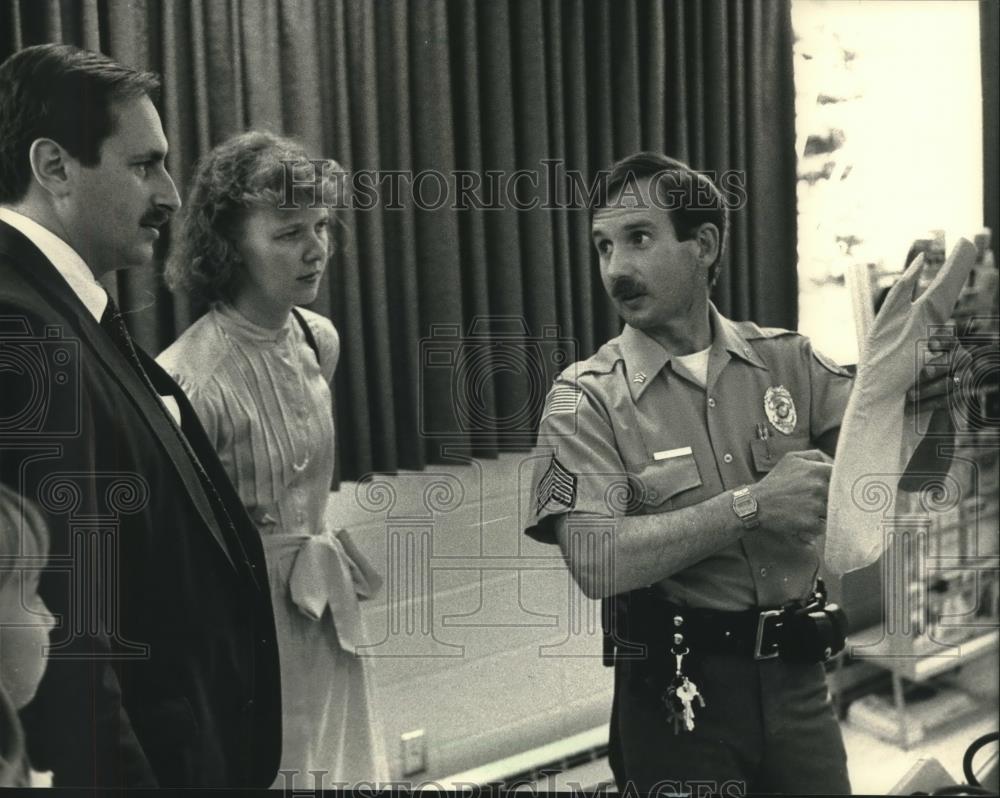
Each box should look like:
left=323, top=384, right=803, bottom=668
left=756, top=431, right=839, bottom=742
left=633, top=372, right=647, bottom=384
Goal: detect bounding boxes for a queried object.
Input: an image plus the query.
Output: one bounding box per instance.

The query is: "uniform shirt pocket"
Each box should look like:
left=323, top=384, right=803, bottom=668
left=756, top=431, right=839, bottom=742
left=750, top=434, right=812, bottom=473
left=632, top=454, right=703, bottom=510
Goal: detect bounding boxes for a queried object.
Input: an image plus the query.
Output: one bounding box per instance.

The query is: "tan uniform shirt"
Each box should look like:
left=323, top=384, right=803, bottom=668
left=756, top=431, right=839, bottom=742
left=524, top=304, right=853, bottom=610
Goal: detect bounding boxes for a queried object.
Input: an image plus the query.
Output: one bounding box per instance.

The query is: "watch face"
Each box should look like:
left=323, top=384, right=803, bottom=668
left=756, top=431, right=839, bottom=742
left=733, top=491, right=758, bottom=520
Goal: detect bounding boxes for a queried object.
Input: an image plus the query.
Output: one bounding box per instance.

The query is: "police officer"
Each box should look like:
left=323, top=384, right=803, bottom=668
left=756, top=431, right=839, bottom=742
left=524, top=152, right=953, bottom=795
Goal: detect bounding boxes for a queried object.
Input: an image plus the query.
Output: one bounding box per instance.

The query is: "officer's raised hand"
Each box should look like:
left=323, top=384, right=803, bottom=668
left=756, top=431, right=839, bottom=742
left=753, top=449, right=832, bottom=544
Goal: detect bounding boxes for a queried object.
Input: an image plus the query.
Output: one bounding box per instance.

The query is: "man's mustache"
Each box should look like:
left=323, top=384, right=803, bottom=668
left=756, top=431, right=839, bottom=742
left=611, top=276, right=647, bottom=299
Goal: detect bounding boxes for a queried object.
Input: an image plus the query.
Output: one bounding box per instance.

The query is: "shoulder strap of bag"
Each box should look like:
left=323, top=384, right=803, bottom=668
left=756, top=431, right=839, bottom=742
left=291, top=307, right=320, bottom=366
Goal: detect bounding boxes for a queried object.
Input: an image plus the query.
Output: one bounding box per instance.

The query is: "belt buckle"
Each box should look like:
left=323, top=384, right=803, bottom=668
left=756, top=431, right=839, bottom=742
left=754, top=609, right=782, bottom=660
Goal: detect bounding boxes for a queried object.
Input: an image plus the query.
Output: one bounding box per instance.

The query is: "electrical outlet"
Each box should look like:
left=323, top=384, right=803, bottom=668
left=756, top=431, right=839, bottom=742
left=400, top=729, right=427, bottom=776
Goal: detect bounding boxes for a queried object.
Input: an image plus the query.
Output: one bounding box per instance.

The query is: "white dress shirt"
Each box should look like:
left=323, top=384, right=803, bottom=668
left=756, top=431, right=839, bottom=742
left=0, top=206, right=108, bottom=319
left=0, top=207, right=181, bottom=424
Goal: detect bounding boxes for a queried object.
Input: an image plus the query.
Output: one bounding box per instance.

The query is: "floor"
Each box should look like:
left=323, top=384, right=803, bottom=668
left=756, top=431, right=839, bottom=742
left=842, top=704, right=997, bottom=794
left=536, top=707, right=997, bottom=794
left=29, top=680, right=997, bottom=793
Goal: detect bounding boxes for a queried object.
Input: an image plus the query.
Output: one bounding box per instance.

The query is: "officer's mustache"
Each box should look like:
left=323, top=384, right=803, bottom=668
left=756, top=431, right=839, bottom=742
left=611, top=277, right=648, bottom=300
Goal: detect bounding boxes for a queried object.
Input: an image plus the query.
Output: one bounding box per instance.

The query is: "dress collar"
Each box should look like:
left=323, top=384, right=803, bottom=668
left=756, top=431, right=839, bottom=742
left=213, top=301, right=294, bottom=345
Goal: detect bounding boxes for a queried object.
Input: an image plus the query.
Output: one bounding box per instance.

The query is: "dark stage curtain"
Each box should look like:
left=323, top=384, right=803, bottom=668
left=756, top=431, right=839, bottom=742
left=1, top=0, right=799, bottom=480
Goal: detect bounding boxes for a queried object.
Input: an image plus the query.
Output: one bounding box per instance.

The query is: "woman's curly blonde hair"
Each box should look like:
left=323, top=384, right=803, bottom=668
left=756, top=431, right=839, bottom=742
left=164, top=130, right=344, bottom=301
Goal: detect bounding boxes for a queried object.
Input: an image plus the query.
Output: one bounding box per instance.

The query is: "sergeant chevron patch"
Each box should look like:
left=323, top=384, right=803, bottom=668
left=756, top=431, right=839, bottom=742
left=536, top=456, right=577, bottom=514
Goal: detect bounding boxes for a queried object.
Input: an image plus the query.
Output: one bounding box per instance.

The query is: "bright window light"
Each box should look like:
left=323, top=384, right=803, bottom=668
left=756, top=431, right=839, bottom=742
left=792, top=0, right=983, bottom=364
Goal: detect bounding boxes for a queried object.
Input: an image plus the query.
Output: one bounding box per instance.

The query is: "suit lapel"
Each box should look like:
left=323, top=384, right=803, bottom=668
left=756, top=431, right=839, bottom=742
left=143, top=352, right=270, bottom=594
left=0, top=221, right=239, bottom=573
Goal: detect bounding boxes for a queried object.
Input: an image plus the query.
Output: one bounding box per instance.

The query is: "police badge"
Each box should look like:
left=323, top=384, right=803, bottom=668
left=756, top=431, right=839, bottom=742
left=764, top=385, right=797, bottom=435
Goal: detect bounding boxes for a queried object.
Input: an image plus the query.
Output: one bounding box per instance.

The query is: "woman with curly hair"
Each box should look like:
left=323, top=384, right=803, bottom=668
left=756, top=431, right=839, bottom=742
left=158, top=131, right=387, bottom=787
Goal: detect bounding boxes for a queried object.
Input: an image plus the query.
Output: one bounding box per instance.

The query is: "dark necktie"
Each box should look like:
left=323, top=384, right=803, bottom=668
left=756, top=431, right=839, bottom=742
left=100, top=296, right=157, bottom=393
left=99, top=296, right=252, bottom=571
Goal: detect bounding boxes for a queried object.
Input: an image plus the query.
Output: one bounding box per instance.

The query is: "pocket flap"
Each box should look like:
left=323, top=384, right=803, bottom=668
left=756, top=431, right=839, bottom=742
left=633, top=454, right=703, bottom=508
left=750, top=435, right=811, bottom=472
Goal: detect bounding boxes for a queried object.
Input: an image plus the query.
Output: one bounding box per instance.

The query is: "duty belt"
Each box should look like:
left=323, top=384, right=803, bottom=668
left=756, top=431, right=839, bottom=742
left=603, top=584, right=847, bottom=665
left=660, top=603, right=792, bottom=660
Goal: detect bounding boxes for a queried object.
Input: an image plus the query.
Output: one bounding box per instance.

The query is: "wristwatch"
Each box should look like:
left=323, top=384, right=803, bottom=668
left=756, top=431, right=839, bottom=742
left=731, top=486, right=759, bottom=531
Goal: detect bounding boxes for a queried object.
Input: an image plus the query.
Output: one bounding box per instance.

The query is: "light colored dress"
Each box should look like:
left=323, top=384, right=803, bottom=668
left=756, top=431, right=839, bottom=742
left=157, top=302, right=388, bottom=788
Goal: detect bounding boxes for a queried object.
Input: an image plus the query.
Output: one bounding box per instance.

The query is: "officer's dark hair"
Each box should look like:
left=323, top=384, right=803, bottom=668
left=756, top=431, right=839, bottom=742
left=596, top=152, right=730, bottom=287
left=0, top=44, right=161, bottom=203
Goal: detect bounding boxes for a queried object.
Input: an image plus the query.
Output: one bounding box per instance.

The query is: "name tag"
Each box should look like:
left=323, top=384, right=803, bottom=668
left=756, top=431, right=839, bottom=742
left=654, top=446, right=692, bottom=461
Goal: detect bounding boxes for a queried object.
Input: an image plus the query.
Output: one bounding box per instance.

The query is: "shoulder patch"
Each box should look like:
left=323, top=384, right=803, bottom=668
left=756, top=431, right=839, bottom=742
left=542, top=383, right=583, bottom=418
left=811, top=348, right=853, bottom=378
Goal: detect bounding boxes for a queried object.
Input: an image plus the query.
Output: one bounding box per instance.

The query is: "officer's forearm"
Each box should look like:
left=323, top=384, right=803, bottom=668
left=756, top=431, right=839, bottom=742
left=555, top=493, right=744, bottom=599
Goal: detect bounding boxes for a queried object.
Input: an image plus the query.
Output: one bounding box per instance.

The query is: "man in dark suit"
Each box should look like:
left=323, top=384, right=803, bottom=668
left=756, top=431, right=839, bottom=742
left=0, top=44, right=281, bottom=787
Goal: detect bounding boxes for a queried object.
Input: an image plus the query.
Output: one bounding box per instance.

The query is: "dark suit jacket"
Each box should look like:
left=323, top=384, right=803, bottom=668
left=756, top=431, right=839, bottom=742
left=0, top=220, right=281, bottom=787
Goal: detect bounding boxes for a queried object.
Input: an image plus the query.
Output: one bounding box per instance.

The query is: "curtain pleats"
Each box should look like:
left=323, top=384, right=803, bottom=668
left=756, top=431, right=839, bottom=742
left=2, top=0, right=801, bottom=481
